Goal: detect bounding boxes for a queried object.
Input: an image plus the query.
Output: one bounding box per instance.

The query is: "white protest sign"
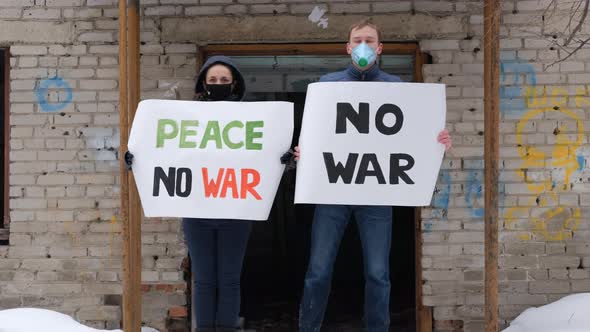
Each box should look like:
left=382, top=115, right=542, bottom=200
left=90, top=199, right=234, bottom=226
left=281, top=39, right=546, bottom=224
left=128, top=100, right=293, bottom=220
left=295, top=82, right=446, bottom=206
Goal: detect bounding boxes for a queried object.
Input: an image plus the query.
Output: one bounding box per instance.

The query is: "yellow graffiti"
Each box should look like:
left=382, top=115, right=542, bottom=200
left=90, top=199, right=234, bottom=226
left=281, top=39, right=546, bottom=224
left=64, top=221, right=80, bottom=246
left=504, top=87, right=585, bottom=241
left=576, top=87, right=590, bottom=107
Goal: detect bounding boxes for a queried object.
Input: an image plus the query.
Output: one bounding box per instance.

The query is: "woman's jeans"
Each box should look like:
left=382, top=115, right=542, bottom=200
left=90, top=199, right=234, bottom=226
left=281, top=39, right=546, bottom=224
left=183, top=218, right=252, bottom=329
left=299, top=205, right=392, bottom=332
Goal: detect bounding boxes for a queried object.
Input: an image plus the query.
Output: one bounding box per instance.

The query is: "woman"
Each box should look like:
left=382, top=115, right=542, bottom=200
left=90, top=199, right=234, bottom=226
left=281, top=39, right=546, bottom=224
left=185, top=55, right=250, bottom=332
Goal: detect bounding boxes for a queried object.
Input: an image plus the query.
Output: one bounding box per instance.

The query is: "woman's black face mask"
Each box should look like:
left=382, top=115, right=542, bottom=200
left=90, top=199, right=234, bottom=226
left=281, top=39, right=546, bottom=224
left=205, top=83, right=233, bottom=101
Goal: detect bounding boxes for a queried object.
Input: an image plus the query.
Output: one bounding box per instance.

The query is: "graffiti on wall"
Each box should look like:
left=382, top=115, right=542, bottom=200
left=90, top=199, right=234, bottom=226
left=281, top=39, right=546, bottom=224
left=501, top=59, right=586, bottom=241
left=35, top=76, right=73, bottom=112
left=431, top=58, right=587, bottom=241
left=500, top=60, right=537, bottom=118
left=308, top=6, right=329, bottom=29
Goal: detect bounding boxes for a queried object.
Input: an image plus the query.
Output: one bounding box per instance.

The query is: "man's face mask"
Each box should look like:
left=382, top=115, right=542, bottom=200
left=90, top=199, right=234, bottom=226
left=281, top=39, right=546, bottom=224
left=351, top=42, right=377, bottom=68
left=205, top=83, right=233, bottom=101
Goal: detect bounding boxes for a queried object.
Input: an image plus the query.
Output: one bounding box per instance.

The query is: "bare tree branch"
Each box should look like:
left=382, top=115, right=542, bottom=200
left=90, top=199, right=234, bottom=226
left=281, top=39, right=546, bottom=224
left=565, top=0, right=584, bottom=38
left=564, top=0, right=589, bottom=46
left=548, top=35, right=590, bottom=68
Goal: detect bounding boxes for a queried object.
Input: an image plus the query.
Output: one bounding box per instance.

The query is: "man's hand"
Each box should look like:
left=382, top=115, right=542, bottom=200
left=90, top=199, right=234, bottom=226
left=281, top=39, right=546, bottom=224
left=124, top=151, right=134, bottom=170
left=437, top=129, right=452, bottom=151
left=294, top=146, right=300, bottom=161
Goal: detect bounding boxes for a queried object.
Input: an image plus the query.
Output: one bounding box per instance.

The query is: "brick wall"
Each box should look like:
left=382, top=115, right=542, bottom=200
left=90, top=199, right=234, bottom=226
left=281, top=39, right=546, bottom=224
left=0, top=1, right=589, bottom=331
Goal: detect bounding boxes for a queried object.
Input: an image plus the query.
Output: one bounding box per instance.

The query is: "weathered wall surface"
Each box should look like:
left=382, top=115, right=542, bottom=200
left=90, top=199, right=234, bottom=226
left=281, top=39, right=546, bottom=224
left=1, top=1, right=589, bottom=331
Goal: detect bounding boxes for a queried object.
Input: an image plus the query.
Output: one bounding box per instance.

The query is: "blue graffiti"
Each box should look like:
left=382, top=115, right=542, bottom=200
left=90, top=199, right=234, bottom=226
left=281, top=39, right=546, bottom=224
left=429, top=170, right=451, bottom=226
left=500, top=60, right=537, bottom=117
left=432, top=170, right=505, bottom=220
left=35, top=76, right=73, bottom=112
left=465, top=171, right=484, bottom=218
left=577, top=155, right=586, bottom=171
left=433, top=170, right=451, bottom=210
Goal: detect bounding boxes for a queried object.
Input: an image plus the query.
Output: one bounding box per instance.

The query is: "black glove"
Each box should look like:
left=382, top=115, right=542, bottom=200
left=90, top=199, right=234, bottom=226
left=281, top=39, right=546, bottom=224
left=280, top=149, right=297, bottom=171
left=124, top=151, right=134, bottom=170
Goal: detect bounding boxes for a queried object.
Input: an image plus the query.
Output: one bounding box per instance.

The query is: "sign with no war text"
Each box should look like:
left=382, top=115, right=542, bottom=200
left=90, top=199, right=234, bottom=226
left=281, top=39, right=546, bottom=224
left=295, top=82, right=446, bottom=206
left=129, top=100, right=293, bottom=220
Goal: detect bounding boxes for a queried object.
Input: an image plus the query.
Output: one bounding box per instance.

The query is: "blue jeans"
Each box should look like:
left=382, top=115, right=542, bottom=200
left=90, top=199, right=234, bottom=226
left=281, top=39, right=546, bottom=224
left=183, top=218, right=252, bottom=329
left=299, top=205, right=392, bottom=332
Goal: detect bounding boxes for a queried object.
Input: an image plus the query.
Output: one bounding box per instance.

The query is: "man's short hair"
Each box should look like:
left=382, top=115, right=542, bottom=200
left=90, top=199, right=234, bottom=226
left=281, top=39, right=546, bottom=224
left=347, top=19, right=382, bottom=43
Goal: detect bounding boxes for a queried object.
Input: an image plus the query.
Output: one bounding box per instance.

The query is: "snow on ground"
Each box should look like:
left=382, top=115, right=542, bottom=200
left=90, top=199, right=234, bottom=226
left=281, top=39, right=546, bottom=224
left=502, top=293, right=590, bottom=332
left=0, top=308, right=159, bottom=332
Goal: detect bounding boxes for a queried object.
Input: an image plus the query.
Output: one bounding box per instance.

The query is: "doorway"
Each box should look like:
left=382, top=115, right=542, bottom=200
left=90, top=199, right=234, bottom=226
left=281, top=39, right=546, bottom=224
left=198, top=44, right=426, bottom=331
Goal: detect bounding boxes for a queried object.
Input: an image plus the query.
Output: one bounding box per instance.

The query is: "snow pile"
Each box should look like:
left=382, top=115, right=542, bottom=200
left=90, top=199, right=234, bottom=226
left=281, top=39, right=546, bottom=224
left=502, top=293, right=590, bottom=332
left=0, top=308, right=159, bottom=332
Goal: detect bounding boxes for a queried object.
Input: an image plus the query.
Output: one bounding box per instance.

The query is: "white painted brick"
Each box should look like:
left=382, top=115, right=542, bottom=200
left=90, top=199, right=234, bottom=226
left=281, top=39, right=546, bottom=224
left=80, top=56, right=99, bottom=66
left=0, top=8, right=22, bottom=18
left=76, top=175, right=114, bottom=185
left=18, top=57, right=38, bottom=68
left=79, top=80, right=117, bottom=90
left=63, top=8, right=102, bottom=18
left=569, top=74, right=590, bottom=84
left=200, top=0, right=232, bottom=3
left=39, top=56, right=59, bottom=67
left=25, top=186, right=45, bottom=198
left=8, top=247, right=47, bottom=258
left=37, top=175, right=75, bottom=186
left=11, top=68, right=48, bottom=79
left=185, top=6, right=224, bottom=16
left=164, top=43, right=197, bottom=54
left=162, top=272, right=182, bottom=281
left=59, top=56, right=78, bottom=67
left=46, top=187, right=66, bottom=198
left=11, top=46, right=48, bottom=56
left=46, top=0, right=85, bottom=5
left=95, top=20, right=119, bottom=30
left=330, top=3, right=369, bottom=14
left=10, top=151, right=37, bottom=161
left=11, top=81, right=36, bottom=91
left=145, top=6, right=183, bottom=16
left=79, top=32, right=115, bottom=43
left=421, top=40, right=460, bottom=51
left=89, top=45, right=118, bottom=54
left=96, top=68, right=118, bottom=78
left=530, top=280, right=570, bottom=293
left=142, top=271, right=160, bottom=282
left=87, top=0, right=117, bottom=5
left=219, top=4, right=246, bottom=14
left=23, top=8, right=61, bottom=19
left=372, top=2, right=411, bottom=13
left=37, top=151, right=77, bottom=161
left=57, top=68, right=94, bottom=78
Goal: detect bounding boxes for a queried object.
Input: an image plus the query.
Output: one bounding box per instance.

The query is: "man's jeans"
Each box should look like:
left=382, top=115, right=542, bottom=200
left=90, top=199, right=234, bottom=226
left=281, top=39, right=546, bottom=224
left=183, top=218, right=252, bottom=329
left=299, top=205, right=392, bottom=332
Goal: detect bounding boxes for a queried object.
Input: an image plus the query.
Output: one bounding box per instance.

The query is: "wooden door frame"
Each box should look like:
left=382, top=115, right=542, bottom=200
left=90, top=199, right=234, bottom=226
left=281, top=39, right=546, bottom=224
left=1, top=48, right=9, bottom=242
left=199, top=42, right=432, bottom=332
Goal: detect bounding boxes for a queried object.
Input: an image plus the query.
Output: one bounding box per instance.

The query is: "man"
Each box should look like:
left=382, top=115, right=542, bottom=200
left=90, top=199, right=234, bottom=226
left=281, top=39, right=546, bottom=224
left=295, top=19, right=452, bottom=332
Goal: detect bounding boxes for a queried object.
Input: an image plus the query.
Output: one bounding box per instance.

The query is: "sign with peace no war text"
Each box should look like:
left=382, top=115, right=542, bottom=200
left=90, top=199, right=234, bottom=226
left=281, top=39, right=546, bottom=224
left=128, top=100, right=294, bottom=220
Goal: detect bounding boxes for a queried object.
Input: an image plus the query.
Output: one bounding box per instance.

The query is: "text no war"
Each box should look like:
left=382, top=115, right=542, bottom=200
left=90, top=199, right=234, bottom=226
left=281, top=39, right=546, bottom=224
left=324, top=102, right=415, bottom=185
